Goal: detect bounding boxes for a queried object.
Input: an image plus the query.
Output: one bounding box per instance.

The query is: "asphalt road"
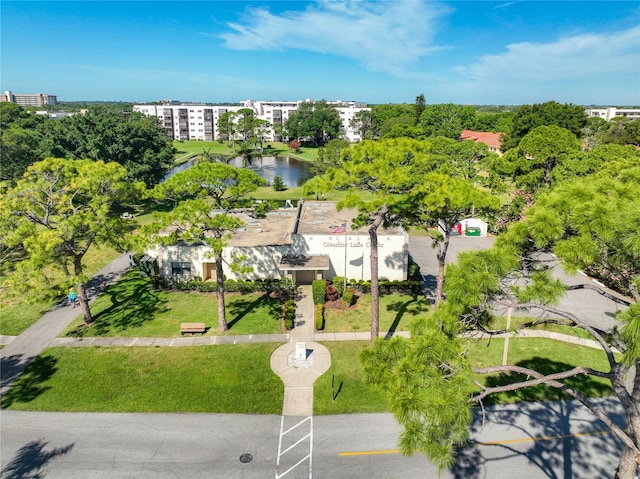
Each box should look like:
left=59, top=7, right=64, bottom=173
left=1, top=398, right=623, bottom=479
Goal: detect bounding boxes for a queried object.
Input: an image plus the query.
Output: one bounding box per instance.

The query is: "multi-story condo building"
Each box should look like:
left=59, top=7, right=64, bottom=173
left=585, top=107, right=640, bottom=121
left=1, top=90, right=58, bottom=106
left=133, top=99, right=370, bottom=143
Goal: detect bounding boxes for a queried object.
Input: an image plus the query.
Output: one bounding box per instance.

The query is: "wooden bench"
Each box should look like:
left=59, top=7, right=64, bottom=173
left=180, top=322, right=207, bottom=335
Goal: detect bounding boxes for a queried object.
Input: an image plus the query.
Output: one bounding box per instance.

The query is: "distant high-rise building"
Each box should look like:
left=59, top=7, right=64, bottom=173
left=1, top=90, right=58, bottom=106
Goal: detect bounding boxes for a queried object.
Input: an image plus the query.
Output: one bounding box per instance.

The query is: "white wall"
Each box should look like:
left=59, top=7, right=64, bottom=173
left=292, top=232, right=408, bottom=281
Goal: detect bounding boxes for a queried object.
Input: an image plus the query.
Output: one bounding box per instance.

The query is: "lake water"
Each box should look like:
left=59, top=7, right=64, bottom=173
left=166, top=156, right=313, bottom=187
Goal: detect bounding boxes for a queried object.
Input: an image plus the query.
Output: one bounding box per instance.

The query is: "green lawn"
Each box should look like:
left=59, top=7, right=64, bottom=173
left=314, top=341, right=388, bottom=415
left=468, top=337, right=614, bottom=404
left=62, top=271, right=283, bottom=337
left=172, top=140, right=318, bottom=163
left=317, top=337, right=615, bottom=414
left=0, top=344, right=284, bottom=413
left=0, top=245, right=121, bottom=336
left=2, top=337, right=613, bottom=413
left=323, top=293, right=431, bottom=333
left=489, top=315, right=594, bottom=340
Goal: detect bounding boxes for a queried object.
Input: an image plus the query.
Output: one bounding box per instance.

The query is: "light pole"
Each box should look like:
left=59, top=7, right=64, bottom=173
left=344, top=220, right=348, bottom=292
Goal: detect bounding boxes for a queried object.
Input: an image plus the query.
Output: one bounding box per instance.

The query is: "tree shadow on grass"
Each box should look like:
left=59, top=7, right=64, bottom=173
left=1, top=355, right=58, bottom=408
left=226, top=293, right=281, bottom=330
left=1, top=438, right=74, bottom=479
left=383, top=295, right=428, bottom=338
left=65, top=272, right=168, bottom=337
left=482, top=357, right=613, bottom=405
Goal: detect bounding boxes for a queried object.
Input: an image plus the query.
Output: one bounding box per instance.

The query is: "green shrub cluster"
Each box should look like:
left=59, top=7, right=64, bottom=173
left=154, top=277, right=296, bottom=296
left=342, top=287, right=355, bottom=306
left=314, top=304, right=324, bottom=330
left=332, top=277, right=345, bottom=297
left=312, top=279, right=326, bottom=304
left=283, top=299, right=295, bottom=330
left=344, top=279, right=422, bottom=295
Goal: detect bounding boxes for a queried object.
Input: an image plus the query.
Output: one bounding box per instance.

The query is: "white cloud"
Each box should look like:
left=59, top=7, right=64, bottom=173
left=462, top=25, right=640, bottom=82
left=220, top=0, right=450, bottom=75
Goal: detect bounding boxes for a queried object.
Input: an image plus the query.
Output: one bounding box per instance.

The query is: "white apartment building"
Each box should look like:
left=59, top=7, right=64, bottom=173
left=1, top=90, right=58, bottom=106
left=585, top=107, right=640, bottom=121
left=133, top=99, right=370, bottom=143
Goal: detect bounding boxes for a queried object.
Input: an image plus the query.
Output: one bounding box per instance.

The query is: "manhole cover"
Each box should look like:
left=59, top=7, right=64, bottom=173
left=239, top=453, right=253, bottom=463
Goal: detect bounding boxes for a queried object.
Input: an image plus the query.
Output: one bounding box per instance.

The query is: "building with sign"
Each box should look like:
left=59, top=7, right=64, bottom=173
left=145, top=201, right=408, bottom=284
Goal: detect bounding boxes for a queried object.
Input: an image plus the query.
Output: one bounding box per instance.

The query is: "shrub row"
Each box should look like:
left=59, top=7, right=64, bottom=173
left=348, top=279, right=422, bottom=295
left=312, top=279, right=326, bottom=305
left=314, top=304, right=324, bottom=330
left=152, top=277, right=297, bottom=296
left=283, top=299, right=295, bottom=330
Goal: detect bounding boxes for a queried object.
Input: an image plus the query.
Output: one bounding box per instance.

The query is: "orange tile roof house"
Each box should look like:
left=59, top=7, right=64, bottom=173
left=461, top=130, right=503, bottom=156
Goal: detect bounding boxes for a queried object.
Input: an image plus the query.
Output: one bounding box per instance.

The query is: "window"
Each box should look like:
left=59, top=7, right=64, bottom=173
left=171, top=262, right=191, bottom=275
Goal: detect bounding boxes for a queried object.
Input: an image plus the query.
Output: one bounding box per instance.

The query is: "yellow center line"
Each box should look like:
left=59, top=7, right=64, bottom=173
left=338, top=430, right=611, bottom=457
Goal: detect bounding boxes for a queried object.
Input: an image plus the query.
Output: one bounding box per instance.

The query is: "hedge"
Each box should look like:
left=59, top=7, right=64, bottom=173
left=314, top=304, right=324, bottom=330
left=312, top=279, right=326, bottom=305
left=284, top=299, right=295, bottom=330
left=153, top=277, right=297, bottom=296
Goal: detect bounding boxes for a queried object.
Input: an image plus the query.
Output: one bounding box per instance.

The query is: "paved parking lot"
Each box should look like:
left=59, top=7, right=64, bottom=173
left=408, top=235, right=627, bottom=332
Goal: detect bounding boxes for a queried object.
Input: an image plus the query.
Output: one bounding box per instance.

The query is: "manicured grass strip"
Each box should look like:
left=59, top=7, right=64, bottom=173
left=323, top=294, right=431, bottom=333
left=1, top=344, right=284, bottom=413
left=0, top=300, right=56, bottom=336
left=468, top=337, right=614, bottom=404
left=316, top=337, right=614, bottom=415
left=489, top=315, right=594, bottom=339
left=63, top=271, right=283, bottom=337
left=314, top=341, right=388, bottom=415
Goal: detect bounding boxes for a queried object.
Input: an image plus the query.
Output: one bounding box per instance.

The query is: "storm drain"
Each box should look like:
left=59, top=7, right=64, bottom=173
left=239, top=453, right=253, bottom=463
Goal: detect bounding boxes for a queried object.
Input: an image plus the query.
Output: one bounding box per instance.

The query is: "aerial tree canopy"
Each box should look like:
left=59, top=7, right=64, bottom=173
left=146, top=162, right=265, bottom=332
left=42, top=109, right=176, bottom=187
left=362, top=171, right=640, bottom=478
left=501, top=101, right=587, bottom=151
left=1, top=158, right=143, bottom=323
left=493, top=125, right=582, bottom=193
left=284, top=100, right=342, bottom=146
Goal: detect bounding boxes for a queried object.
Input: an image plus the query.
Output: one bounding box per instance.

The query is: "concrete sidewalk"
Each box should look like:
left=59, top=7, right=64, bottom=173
left=270, top=284, right=332, bottom=416
left=0, top=253, right=131, bottom=398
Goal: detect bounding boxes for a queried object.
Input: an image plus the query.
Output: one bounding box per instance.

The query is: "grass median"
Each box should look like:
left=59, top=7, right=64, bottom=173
left=1, top=343, right=284, bottom=413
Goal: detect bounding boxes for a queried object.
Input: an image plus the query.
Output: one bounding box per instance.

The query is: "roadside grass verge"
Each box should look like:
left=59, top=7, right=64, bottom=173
left=323, top=294, right=431, bottom=333
left=62, top=271, right=283, bottom=337
left=489, top=315, right=594, bottom=340
left=314, top=341, right=388, bottom=415
left=315, top=338, right=614, bottom=415
left=469, top=337, right=615, bottom=404
left=1, top=344, right=283, bottom=413
left=2, top=337, right=614, bottom=414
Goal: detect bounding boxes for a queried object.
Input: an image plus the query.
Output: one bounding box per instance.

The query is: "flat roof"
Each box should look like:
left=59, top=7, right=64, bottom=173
left=295, top=201, right=404, bottom=236
left=227, top=210, right=297, bottom=247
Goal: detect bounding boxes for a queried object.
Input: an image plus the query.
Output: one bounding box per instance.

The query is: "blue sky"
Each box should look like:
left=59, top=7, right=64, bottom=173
left=2, top=1, right=639, bottom=105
